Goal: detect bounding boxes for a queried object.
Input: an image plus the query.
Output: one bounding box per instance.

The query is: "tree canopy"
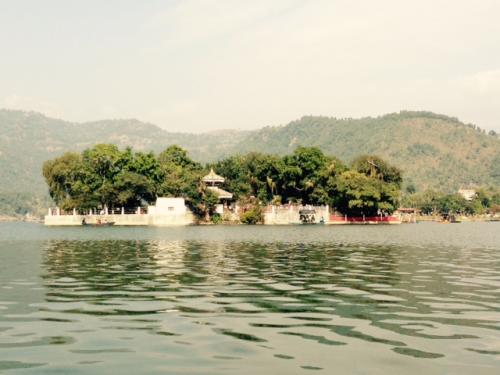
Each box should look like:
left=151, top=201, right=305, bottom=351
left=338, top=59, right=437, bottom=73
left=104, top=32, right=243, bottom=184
left=43, top=144, right=403, bottom=217
left=402, top=187, right=500, bottom=216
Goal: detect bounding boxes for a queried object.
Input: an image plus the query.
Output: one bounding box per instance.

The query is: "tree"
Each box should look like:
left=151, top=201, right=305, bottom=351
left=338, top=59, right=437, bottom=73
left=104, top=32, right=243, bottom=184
left=214, top=152, right=284, bottom=203
left=333, top=170, right=399, bottom=216
left=240, top=205, right=263, bottom=224
left=491, top=155, right=500, bottom=184
left=351, top=155, right=403, bottom=187
left=405, top=181, right=417, bottom=194
left=188, top=186, right=219, bottom=220
left=159, top=145, right=200, bottom=169
left=280, top=146, right=329, bottom=204
left=401, top=189, right=441, bottom=214
left=81, top=144, right=123, bottom=207
left=42, top=152, right=99, bottom=210
left=44, top=145, right=164, bottom=211
left=436, top=194, right=468, bottom=215
left=42, top=144, right=404, bottom=220
left=113, top=171, right=156, bottom=208
left=315, top=157, right=347, bottom=206
left=158, top=145, right=204, bottom=212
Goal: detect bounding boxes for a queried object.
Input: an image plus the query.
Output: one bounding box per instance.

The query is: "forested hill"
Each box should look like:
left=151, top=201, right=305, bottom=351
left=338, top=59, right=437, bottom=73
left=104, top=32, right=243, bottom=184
left=0, top=109, right=499, bottom=216
left=0, top=110, right=247, bottom=194
left=231, top=112, right=500, bottom=192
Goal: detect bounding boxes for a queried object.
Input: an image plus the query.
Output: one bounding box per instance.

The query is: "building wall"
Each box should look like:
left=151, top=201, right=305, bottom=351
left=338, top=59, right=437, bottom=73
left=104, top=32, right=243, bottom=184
left=44, top=214, right=150, bottom=226
left=147, top=197, right=187, bottom=216
left=45, top=215, right=87, bottom=226
left=149, top=211, right=195, bottom=226
left=45, top=213, right=196, bottom=226
left=45, top=197, right=194, bottom=226
left=263, top=205, right=330, bottom=225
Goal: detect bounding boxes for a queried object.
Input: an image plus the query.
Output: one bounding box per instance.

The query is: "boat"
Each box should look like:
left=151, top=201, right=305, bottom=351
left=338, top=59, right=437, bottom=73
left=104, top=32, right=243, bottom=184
left=439, top=214, right=461, bottom=224
left=81, top=218, right=115, bottom=226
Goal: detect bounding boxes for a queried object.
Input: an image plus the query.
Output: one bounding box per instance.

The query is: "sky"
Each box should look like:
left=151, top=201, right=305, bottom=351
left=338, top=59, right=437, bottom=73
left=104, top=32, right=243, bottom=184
left=1, top=0, right=499, bottom=132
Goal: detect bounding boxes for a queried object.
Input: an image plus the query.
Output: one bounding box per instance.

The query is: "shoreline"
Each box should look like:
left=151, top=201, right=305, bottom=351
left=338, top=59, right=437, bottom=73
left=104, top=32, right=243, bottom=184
left=416, top=215, right=499, bottom=222
left=1, top=217, right=499, bottom=226
left=0, top=215, right=43, bottom=223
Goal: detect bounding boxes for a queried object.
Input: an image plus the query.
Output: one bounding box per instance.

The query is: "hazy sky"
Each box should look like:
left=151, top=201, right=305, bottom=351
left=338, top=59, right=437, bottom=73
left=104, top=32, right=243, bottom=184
left=1, top=0, right=500, bottom=132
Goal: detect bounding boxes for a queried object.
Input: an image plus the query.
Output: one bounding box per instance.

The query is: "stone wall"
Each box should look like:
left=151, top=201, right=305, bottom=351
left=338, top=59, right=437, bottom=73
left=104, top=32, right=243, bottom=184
left=44, top=212, right=194, bottom=226
left=149, top=211, right=195, bottom=226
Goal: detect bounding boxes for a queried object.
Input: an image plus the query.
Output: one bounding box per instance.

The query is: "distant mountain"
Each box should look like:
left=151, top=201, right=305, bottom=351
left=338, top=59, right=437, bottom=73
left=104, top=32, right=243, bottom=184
left=0, top=110, right=247, bottom=195
left=0, top=109, right=498, bottom=216
left=230, top=112, right=500, bottom=192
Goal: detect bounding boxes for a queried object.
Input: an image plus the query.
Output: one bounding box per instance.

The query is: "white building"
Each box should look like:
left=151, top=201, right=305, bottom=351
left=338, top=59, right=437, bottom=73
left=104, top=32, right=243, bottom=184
left=458, top=189, right=476, bottom=201
left=147, top=197, right=187, bottom=216
left=45, top=197, right=194, bottom=226
left=147, top=197, right=194, bottom=226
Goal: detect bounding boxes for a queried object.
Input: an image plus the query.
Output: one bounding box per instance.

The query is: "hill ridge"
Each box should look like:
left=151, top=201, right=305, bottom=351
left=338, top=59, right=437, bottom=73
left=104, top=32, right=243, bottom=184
left=0, top=108, right=498, bottom=215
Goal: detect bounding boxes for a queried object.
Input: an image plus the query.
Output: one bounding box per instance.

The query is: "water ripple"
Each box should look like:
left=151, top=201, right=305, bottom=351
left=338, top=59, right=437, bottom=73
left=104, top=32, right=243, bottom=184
left=0, top=224, right=499, bottom=374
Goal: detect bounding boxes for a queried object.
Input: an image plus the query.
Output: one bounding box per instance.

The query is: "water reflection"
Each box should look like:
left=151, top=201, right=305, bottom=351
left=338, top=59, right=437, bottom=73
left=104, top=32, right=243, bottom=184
left=35, top=238, right=500, bottom=373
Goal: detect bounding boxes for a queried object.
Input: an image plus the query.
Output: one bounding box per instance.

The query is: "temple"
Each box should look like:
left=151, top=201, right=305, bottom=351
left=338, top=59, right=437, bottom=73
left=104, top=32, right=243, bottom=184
left=202, top=168, right=233, bottom=214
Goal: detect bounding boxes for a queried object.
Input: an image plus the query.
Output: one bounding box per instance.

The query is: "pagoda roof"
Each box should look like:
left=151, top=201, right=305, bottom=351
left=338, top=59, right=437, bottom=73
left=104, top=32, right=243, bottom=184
left=207, top=186, right=233, bottom=200
left=202, top=168, right=225, bottom=183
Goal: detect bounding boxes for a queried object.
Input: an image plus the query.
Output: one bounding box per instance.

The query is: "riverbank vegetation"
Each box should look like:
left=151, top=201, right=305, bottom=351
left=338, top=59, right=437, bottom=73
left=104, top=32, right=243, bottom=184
left=42, top=144, right=403, bottom=219
left=402, top=188, right=500, bottom=216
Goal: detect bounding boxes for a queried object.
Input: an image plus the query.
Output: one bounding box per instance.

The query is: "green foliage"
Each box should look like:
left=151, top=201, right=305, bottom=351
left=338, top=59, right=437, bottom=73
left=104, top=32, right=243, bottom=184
left=214, top=147, right=398, bottom=216
left=351, top=155, right=402, bottom=187
left=334, top=170, right=400, bottom=216
left=158, top=145, right=203, bottom=204
left=0, top=192, right=51, bottom=217
left=43, top=145, right=162, bottom=210
left=214, top=152, right=284, bottom=202
left=405, top=181, right=417, bottom=194
left=229, top=112, right=499, bottom=193
left=240, top=205, right=263, bottom=224
left=159, top=145, right=200, bottom=169
left=401, top=189, right=441, bottom=214
left=211, top=213, right=222, bottom=224
left=41, top=143, right=232, bottom=220
left=200, top=189, right=220, bottom=218
left=3, top=109, right=499, bottom=216
left=436, top=194, right=468, bottom=215
left=42, top=144, right=402, bottom=218
left=156, top=145, right=222, bottom=220
left=4, top=110, right=500, bottom=217
left=280, top=146, right=330, bottom=204
left=214, top=147, right=352, bottom=209
left=407, top=143, right=438, bottom=157
left=42, top=152, right=96, bottom=210
left=402, top=186, right=500, bottom=215
left=491, top=155, right=500, bottom=184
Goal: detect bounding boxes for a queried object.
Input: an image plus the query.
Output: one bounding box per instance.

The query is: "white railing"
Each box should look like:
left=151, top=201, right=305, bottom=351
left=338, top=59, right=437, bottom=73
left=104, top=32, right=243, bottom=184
left=47, top=206, right=148, bottom=216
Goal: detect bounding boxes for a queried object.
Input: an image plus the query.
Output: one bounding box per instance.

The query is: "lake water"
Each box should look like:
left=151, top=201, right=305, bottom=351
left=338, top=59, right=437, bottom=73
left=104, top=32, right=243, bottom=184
left=0, top=222, right=499, bottom=374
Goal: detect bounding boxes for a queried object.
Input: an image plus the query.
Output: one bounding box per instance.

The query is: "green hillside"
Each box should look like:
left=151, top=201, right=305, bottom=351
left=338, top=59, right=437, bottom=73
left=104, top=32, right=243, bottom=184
left=0, top=110, right=246, bottom=194
left=0, top=109, right=498, bottom=216
left=231, top=112, right=500, bottom=192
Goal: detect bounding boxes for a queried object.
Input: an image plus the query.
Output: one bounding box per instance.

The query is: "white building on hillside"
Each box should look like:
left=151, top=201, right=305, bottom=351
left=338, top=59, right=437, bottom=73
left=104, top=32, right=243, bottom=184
left=458, top=188, right=476, bottom=201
